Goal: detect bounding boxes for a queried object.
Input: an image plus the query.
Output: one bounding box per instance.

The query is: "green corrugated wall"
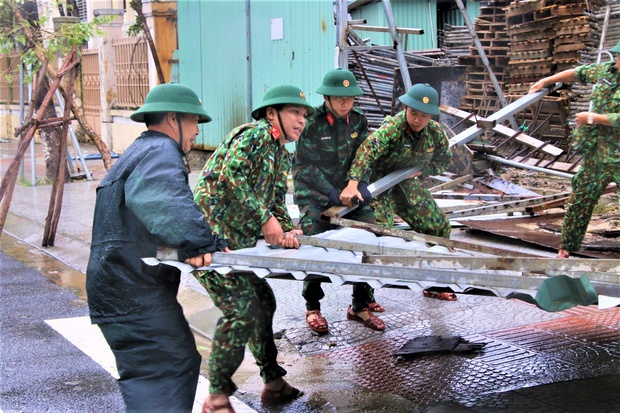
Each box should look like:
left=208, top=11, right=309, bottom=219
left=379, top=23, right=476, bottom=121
left=177, top=0, right=334, bottom=150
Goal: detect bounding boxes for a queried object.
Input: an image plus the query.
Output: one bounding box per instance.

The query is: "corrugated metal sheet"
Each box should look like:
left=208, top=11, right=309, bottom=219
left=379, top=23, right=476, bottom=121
left=146, top=228, right=619, bottom=299
left=177, top=0, right=334, bottom=150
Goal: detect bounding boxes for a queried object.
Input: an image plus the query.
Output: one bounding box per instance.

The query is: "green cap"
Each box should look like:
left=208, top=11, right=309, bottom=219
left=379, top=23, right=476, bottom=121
left=131, top=83, right=211, bottom=123
left=251, top=85, right=315, bottom=120
left=610, top=39, right=620, bottom=53
left=315, top=68, right=363, bottom=97
left=398, top=83, right=440, bottom=116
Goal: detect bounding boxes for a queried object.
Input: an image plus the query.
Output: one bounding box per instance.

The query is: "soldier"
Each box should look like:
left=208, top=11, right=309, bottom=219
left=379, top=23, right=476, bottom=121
left=193, top=85, right=314, bottom=413
left=293, top=68, right=385, bottom=334
left=529, top=40, right=620, bottom=259
left=340, top=82, right=452, bottom=254
left=86, top=83, right=228, bottom=413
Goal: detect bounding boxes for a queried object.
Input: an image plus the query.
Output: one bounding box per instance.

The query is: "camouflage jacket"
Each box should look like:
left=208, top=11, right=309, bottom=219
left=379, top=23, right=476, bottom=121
left=293, top=103, right=371, bottom=206
left=194, top=119, right=294, bottom=250
left=347, top=110, right=452, bottom=182
left=573, top=61, right=620, bottom=163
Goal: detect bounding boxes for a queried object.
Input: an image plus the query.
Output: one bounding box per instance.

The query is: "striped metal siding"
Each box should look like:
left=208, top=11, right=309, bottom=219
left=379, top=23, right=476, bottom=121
left=177, top=0, right=247, bottom=150
left=350, top=0, right=481, bottom=50
left=177, top=0, right=334, bottom=150
left=249, top=0, right=333, bottom=111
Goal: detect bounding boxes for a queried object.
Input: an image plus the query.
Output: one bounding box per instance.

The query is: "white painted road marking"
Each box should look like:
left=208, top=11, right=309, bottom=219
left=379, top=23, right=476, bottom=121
left=45, top=316, right=255, bottom=413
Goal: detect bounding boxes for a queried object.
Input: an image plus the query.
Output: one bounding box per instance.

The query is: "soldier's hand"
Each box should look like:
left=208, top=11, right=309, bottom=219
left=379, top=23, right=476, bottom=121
left=185, top=252, right=212, bottom=267
left=261, top=216, right=284, bottom=245
left=281, top=229, right=302, bottom=249
left=528, top=80, right=545, bottom=94
left=340, top=180, right=360, bottom=207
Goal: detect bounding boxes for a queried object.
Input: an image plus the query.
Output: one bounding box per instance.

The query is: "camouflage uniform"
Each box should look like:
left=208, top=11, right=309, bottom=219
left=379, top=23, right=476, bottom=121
left=293, top=103, right=377, bottom=312
left=560, top=61, right=620, bottom=252
left=193, top=118, right=293, bottom=396
left=347, top=111, right=452, bottom=238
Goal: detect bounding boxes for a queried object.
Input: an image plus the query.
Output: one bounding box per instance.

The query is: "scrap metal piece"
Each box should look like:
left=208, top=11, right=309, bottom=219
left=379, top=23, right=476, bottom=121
left=449, top=84, right=562, bottom=147
left=394, top=335, right=486, bottom=358
left=445, top=191, right=572, bottom=219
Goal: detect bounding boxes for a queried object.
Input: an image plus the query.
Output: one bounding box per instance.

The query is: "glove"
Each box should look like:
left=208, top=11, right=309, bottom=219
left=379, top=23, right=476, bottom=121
left=357, top=182, right=373, bottom=207
left=327, top=189, right=343, bottom=207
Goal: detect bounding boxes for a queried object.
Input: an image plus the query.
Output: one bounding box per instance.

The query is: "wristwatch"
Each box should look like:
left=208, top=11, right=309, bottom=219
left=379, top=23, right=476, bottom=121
left=587, top=114, right=594, bottom=125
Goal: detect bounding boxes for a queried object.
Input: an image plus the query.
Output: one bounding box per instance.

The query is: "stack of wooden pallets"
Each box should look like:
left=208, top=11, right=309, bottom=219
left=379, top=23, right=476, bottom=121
left=457, top=0, right=512, bottom=115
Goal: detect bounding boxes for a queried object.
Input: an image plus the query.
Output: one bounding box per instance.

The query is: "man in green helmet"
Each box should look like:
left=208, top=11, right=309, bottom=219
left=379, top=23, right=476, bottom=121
left=86, top=82, right=228, bottom=413
left=193, top=85, right=313, bottom=412
left=341, top=82, right=452, bottom=252
left=293, top=68, right=386, bottom=334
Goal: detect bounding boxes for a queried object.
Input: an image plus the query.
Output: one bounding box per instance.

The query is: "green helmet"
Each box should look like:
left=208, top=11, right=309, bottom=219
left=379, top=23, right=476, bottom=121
left=315, top=68, right=363, bottom=97
left=130, top=82, right=212, bottom=123
left=398, top=83, right=440, bottom=116
left=251, top=84, right=315, bottom=120
left=611, top=39, right=620, bottom=53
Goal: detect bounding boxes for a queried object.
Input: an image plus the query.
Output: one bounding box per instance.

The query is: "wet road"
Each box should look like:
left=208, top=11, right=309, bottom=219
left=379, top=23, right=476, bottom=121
left=0, top=243, right=123, bottom=412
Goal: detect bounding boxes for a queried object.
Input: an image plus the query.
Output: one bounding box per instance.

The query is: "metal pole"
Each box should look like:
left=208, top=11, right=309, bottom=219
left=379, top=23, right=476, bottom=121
left=337, top=0, right=349, bottom=68
left=18, top=63, right=25, bottom=181
left=482, top=154, right=574, bottom=179
left=53, top=88, right=92, bottom=181
left=427, top=0, right=435, bottom=49
left=25, top=67, right=36, bottom=186
left=381, top=0, right=412, bottom=89
left=454, top=0, right=518, bottom=129
left=590, top=4, right=612, bottom=111
left=246, top=0, right=253, bottom=121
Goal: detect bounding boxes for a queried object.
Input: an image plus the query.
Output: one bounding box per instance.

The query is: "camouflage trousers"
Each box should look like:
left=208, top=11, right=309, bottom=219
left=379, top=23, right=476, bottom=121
left=371, top=178, right=451, bottom=239
left=299, top=204, right=378, bottom=312
left=193, top=270, right=287, bottom=395
left=561, top=161, right=620, bottom=252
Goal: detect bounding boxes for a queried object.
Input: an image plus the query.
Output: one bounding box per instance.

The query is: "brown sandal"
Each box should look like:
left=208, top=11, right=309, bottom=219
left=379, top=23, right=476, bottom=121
left=306, top=310, right=328, bottom=334
left=347, top=306, right=386, bottom=331
left=367, top=302, right=385, bottom=312
left=202, top=401, right=235, bottom=413
left=261, top=382, right=303, bottom=405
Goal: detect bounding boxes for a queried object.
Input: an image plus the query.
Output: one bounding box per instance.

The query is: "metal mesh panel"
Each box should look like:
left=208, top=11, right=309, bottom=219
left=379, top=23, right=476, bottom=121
left=81, top=47, right=100, bottom=135
left=0, top=53, right=25, bottom=104
left=0, top=55, right=9, bottom=103
left=113, top=36, right=149, bottom=109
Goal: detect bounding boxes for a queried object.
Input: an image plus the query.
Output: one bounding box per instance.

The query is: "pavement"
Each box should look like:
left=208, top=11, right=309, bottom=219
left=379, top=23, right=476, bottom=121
left=1, top=138, right=620, bottom=413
